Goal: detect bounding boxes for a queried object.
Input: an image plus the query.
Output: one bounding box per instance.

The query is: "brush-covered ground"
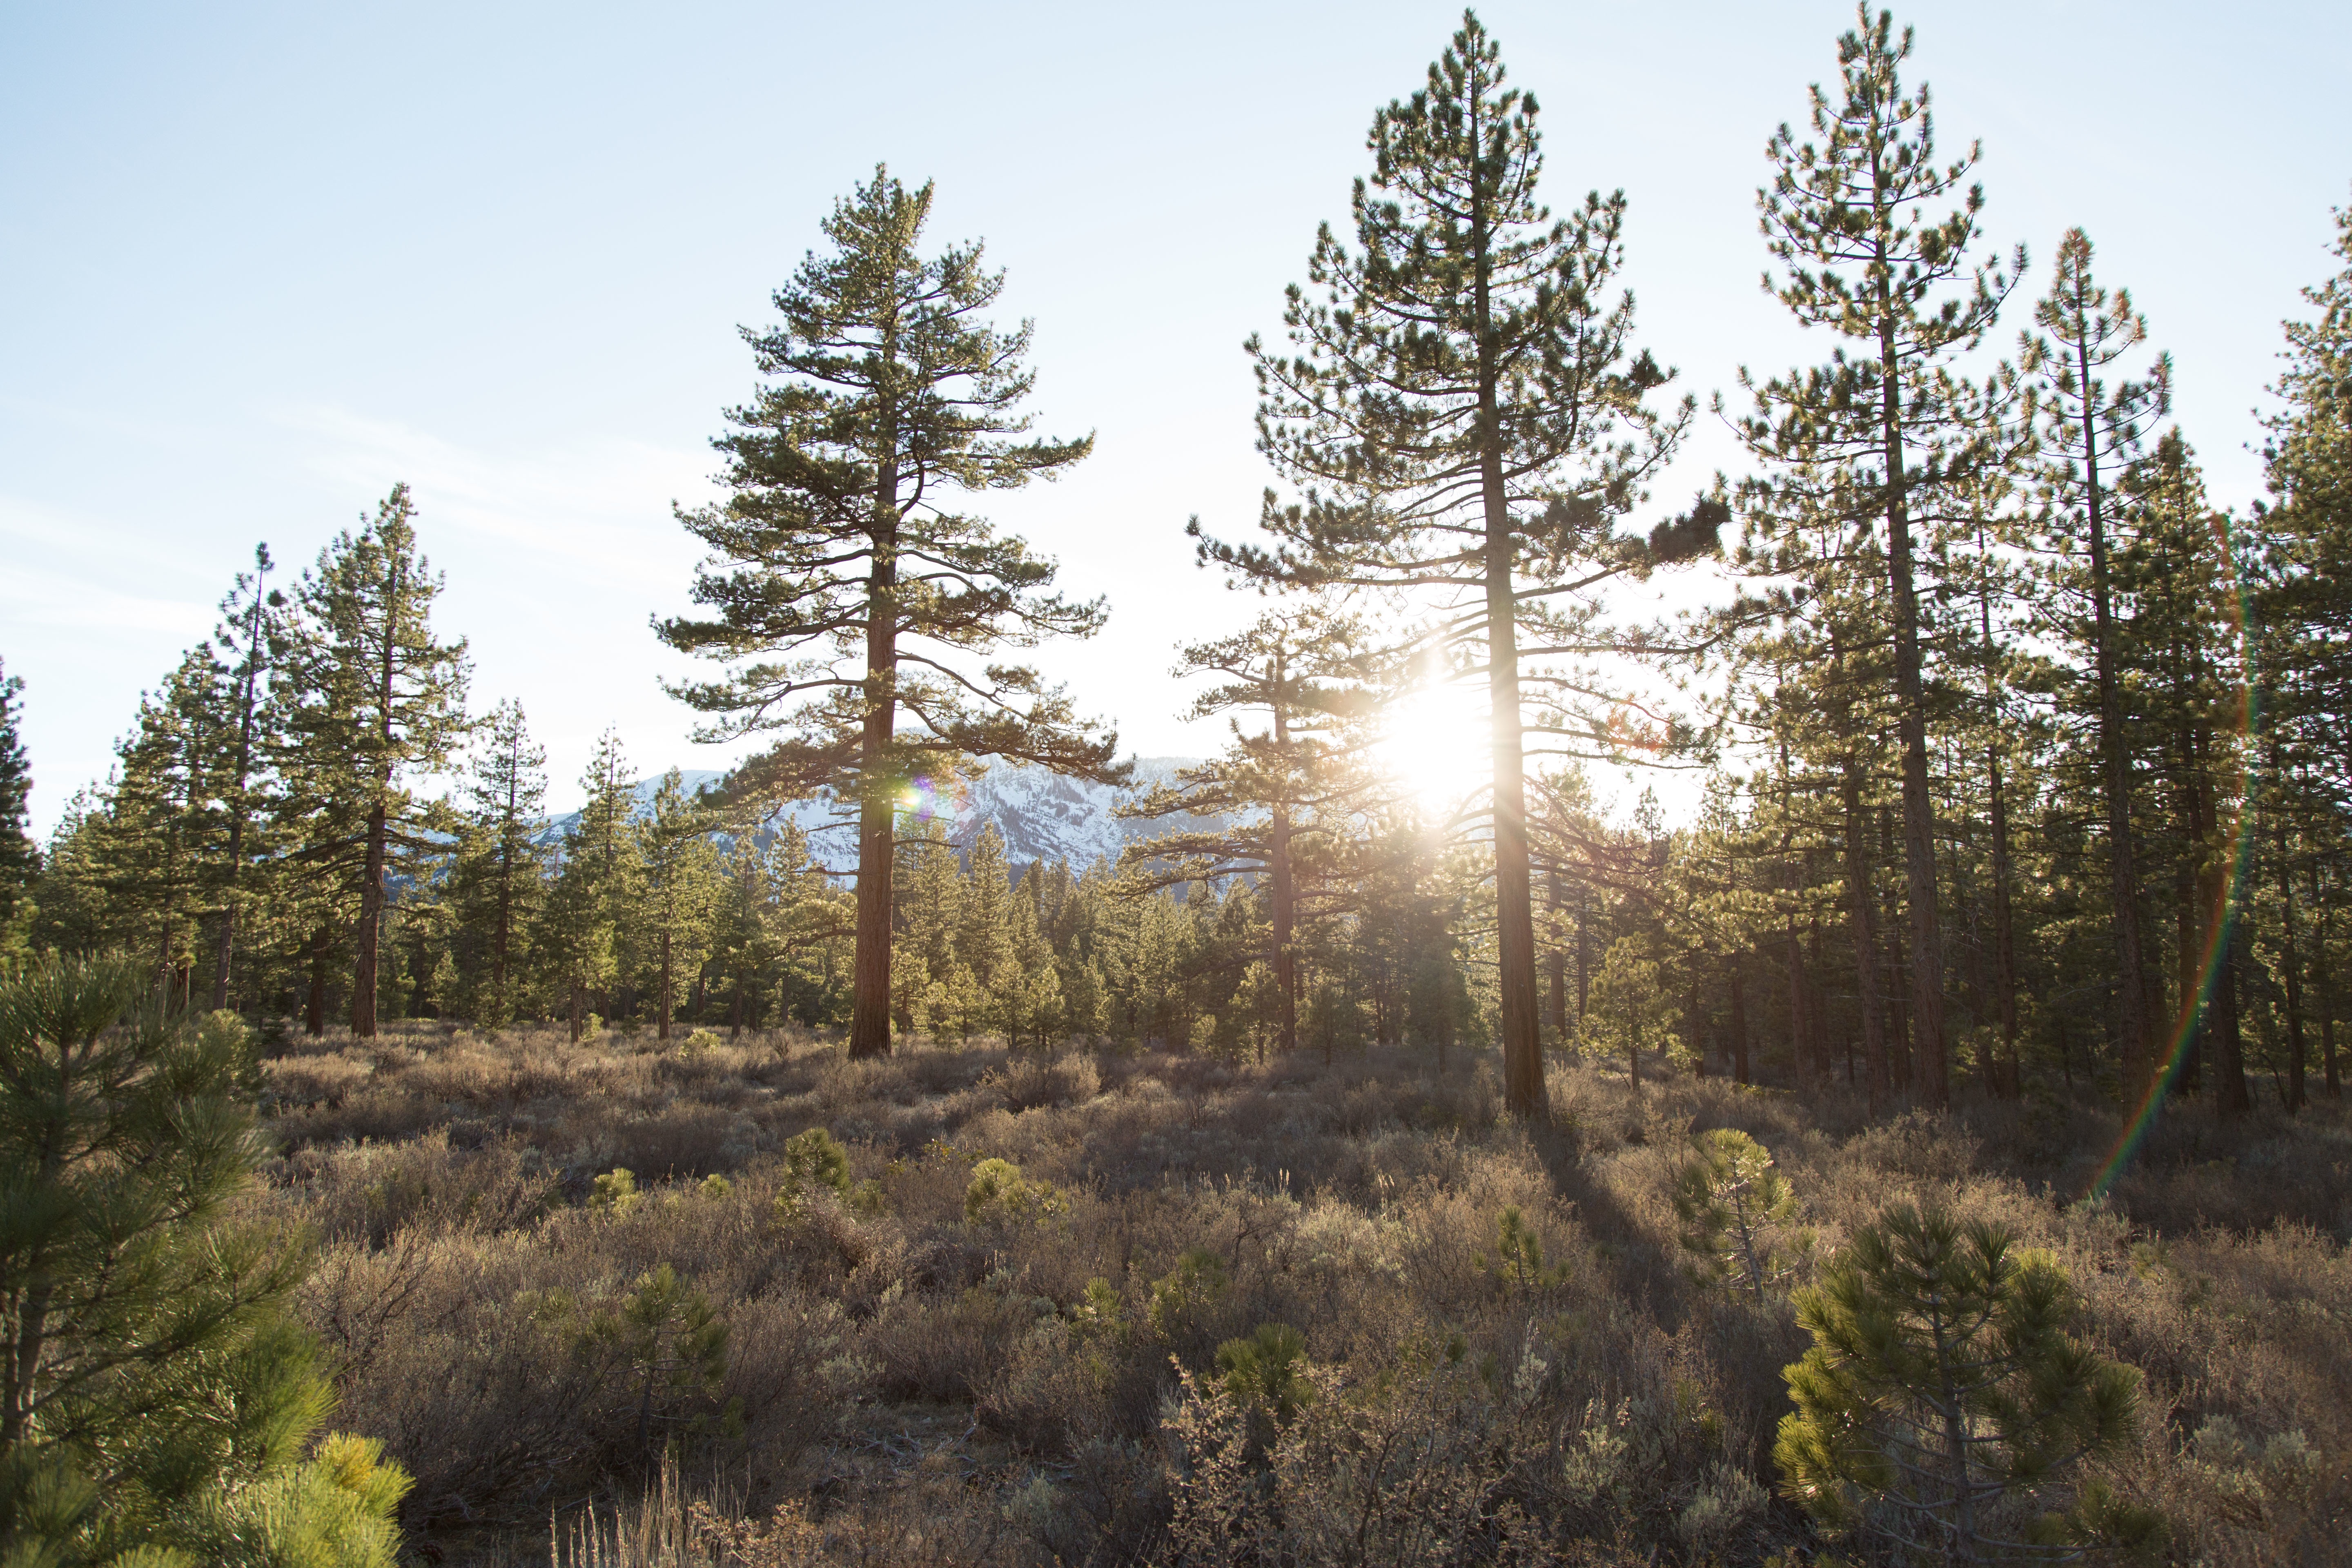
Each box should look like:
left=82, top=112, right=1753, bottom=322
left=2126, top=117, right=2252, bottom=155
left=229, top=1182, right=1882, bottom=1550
left=252, top=1021, right=2352, bottom=1566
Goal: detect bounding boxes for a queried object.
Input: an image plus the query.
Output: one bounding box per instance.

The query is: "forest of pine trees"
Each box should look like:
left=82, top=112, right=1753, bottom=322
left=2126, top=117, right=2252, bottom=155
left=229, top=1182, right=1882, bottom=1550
left=3, top=5, right=2350, bottom=1126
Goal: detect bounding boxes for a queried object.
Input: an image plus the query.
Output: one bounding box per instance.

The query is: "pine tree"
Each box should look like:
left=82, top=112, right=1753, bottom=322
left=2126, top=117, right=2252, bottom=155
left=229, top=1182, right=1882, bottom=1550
left=0, top=659, right=33, bottom=948
left=635, top=770, right=721, bottom=1041
left=1119, top=606, right=1372, bottom=1054
left=1775, top=1204, right=2147, bottom=1562
left=203, top=544, right=283, bottom=1011
left=456, top=699, right=549, bottom=1030
left=0, top=954, right=410, bottom=1563
left=1738, top=5, right=2020, bottom=1107
left=273, top=485, right=471, bottom=1038
left=1198, top=9, right=1704, bottom=1119
left=2022, top=230, right=2169, bottom=1097
left=2258, top=196, right=2352, bottom=1105
left=2119, top=433, right=2249, bottom=1112
left=93, top=651, right=225, bottom=1000
left=659, top=166, right=1121, bottom=1060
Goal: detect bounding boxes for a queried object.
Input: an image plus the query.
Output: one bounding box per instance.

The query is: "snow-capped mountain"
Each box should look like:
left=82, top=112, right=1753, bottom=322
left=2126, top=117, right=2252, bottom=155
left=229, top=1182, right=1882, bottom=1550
left=539, top=757, right=1214, bottom=876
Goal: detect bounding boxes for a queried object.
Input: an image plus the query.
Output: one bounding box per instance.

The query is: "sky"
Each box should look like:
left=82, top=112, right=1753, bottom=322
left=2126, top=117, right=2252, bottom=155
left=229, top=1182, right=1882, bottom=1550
left=3, top=0, right=2346, bottom=835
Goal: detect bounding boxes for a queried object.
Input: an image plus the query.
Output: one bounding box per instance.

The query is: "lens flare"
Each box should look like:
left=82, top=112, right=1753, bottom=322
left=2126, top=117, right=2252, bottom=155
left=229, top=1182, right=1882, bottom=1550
left=2085, top=508, right=2256, bottom=1202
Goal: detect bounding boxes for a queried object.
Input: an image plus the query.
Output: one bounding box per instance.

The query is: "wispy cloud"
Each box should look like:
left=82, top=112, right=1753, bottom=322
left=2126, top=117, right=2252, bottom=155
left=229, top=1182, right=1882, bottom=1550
left=273, top=405, right=718, bottom=589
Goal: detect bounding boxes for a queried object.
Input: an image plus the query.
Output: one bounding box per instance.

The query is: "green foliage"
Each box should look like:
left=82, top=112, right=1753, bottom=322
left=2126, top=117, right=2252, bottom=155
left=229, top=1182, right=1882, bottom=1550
left=569, top=1265, right=733, bottom=1459
left=1673, top=1129, right=1806, bottom=1302
left=1775, top=1203, right=2152, bottom=1562
left=682, top=1027, right=722, bottom=1054
left=270, top=483, right=472, bottom=1040
left=962, top=1157, right=1062, bottom=1225
left=589, top=1167, right=641, bottom=1216
left=1475, top=1205, right=1571, bottom=1293
left=1215, top=1323, right=1312, bottom=1423
left=1071, top=1277, right=1124, bottom=1341
left=656, top=163, right=1119, bottom=1058
left=779, top=1127, right=851, bottom=1203
left=0, top=659, right=33, bottom=947
left=0, top=955, right=409, bottom=1565
left=1147, top=1248, right=1230, bottom=1341
left=1579, top=937, right=1683, bottom=1088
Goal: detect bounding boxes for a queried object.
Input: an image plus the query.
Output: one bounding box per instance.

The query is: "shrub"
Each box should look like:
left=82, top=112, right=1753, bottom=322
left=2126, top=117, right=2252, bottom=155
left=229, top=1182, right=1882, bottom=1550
left=778, top=1127, right=851, bottom=1204
left=0, top=954, right=410, bottom=1564
left=1775, top=1202, right=2159, bottom=1561
left=1474, top=1204, right=1571, bottom=1293
left=1147, top=1248, right=1230, bottom=1341
left=590, top=1166, right=641, bottom=1215
left=1216, top=1322, right=1313, bottom=1422
left=1672, top=1128, right=1805, bottom=1302
left=962, top=1156, right=1062, bottom=1224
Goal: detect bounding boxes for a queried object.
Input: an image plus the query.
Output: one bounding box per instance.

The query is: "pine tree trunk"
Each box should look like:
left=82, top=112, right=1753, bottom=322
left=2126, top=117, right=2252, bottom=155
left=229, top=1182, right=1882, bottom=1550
left=350, top=544, right=403, bottom=1041
left=1474, top=236, right=1544, bottom=1124
left=1807, top=914, right=1834, bottom=1082
left=493, top=766, right=518, bottom=1022
left=1877, top=321, right=1949, bottom=1105
left=848, top=466, right=902, bottom=1060
left=659, top=928, right=674, bottom=1043
left=1546, top=870, right=1568, bottom=1045
left=1575, top=879, right=1589, bottom=1024
left=2215, top=908, right=2253, bottom=1120
left=212, top=594, right=267, bottom=1012
left=352, top=800, right=387, bottom=1038
left=1785, top=920, right=1809, bottom=1085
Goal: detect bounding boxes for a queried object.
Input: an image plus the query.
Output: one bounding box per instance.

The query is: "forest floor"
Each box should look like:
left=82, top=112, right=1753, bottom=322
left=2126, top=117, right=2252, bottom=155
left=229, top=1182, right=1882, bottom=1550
left=252, top=1021, right=2352, bottom=1566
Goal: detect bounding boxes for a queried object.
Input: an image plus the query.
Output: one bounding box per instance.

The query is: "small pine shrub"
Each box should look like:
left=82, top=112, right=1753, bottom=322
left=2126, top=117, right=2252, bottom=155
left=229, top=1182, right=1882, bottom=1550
left=1672, top=1128, right=1806, bottom=1302
left=780, top=1127, right=851, bottom=1200
left=1216, top=1323, right=1313, bottom=1422
left=1071, top=1277, right=1125, bottom=1341
left=590, top=1167, right=642, bottom=1215
left=681, top=1027, right=723, bottom=1056
left=1475, top=1205, right=1571, bottom=1292
left=1148, top=1248, right=1230, bottom=1340
left=962, top=1156, right=1062, bottom=1224
left=1775, top=1203, right=2158, bottom=1561
left=576, top=1264, right=733, bottom=1458
left=0, top=957, right=411, bottom=1564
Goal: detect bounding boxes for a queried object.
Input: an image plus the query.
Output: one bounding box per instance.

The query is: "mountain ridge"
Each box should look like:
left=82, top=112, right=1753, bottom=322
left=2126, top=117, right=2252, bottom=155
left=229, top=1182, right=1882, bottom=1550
left=538, top=755, right=1216, bottom=874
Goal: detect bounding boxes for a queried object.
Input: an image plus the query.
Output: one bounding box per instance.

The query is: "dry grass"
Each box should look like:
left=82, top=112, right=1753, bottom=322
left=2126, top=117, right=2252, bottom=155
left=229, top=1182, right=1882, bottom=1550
left=254, top=1023, right=2352, bottom=1565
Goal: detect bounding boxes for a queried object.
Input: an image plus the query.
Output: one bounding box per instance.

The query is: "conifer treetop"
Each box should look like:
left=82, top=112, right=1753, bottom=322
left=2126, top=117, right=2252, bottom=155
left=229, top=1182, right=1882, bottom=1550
left=1207, top=9, right=1696, bottom=600
left=659, top=165, right=1117, bottom=796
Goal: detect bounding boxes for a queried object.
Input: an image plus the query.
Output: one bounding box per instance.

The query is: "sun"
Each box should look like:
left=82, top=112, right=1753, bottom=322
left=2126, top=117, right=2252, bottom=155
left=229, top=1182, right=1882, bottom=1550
left=1374, top=686, right=1491, bottom=812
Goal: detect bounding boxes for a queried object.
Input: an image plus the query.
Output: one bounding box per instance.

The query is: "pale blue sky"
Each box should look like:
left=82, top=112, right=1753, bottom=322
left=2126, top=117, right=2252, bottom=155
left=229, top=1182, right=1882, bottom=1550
left=4, top=1, right=2345, bottom=833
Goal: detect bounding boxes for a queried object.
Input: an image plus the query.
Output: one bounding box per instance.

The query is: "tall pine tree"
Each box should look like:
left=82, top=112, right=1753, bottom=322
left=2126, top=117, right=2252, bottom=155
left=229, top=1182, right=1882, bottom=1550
left=1737, top=4, right=2018, bottom=1105
left=273, top=485, right=471, bottom=1038
left=2023, top=229, right=2169, bottom=1096
left=1198, top=10, right=1701, bottom=1118
left=660, top=167, right=1120, bottom=1059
